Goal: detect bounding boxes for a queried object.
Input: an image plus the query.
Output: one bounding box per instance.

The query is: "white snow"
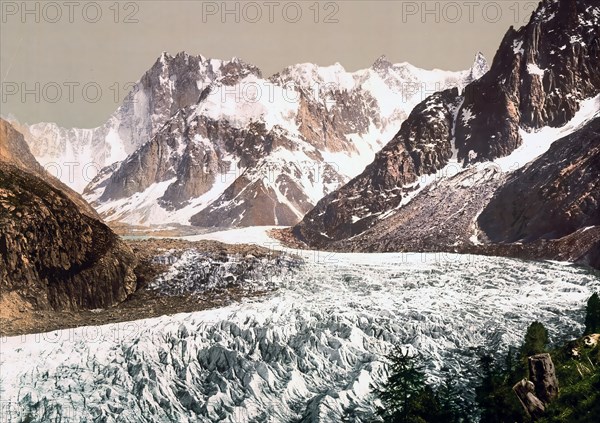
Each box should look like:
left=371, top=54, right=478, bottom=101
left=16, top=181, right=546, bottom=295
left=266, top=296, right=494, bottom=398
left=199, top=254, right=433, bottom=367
left=527, top=63, right=546, bottom=77
left=89, top=155, right=242, bottom=226
left=194, top=74, right=300, bottom=135
left=513, top=40, right=524, bottom=55
left=460, top=107, right=475, bottom=125
left=93, top=178, right=177, bottom=225
left=183, top=226, right=284, bottom=246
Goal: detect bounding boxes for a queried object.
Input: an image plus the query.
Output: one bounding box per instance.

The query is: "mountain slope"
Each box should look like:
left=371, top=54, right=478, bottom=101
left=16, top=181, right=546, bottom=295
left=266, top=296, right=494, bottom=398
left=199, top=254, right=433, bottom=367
left=293, top=88, right=463, bottom=242
left=455, top=0, right=600, bottom=163
left=81, top=54, right=487, bottom=227
left=293, top=0, right=600, bottom=251
left=479, top=117, right=600, bottom=244
left=0, top=118, right=99, bottom=218
left=334, top=113, right=600, bottom=269
left=0, top=120, right=137, bottom=322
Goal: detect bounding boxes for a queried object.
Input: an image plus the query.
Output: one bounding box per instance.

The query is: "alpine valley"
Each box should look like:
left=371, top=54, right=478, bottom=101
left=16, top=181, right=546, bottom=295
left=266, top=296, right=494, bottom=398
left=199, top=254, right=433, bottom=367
left=1, top=0, right=599, bottom=422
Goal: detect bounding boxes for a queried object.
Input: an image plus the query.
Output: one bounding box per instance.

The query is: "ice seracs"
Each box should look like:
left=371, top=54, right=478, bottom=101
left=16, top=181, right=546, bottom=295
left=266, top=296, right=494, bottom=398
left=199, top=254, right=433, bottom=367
left=2, top=247, right=598, bottom=422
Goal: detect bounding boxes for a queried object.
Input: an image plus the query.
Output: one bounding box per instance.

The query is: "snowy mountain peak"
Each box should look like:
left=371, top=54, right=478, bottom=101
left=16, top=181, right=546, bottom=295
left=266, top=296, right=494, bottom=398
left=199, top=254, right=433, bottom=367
left=18, top=51, right=477, bottom=226
left=469, top=52, right=489, bottom=80
left=78, top=54, right=477, bottom=226
left=372, top=55, right=393, bottom=72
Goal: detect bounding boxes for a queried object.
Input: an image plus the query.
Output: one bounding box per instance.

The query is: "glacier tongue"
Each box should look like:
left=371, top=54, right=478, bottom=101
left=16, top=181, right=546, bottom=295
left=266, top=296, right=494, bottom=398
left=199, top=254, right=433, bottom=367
left=2, top=253, right=598, bottom=422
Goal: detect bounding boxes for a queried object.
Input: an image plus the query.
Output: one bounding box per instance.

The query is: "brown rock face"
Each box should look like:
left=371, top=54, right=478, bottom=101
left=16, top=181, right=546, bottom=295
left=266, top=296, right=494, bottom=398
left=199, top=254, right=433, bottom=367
left=292, top=88, right=379, bottom=154
left=0, top=121, right=137, bottom=314
left=337, top=165, right=505, bottom=253
left=0, top=118, right=40, bottom=170
left=0, top=163, right=137, bottom=311
left=456, top=0, right=600, bottom=163
left=479, top=117, right=600, bottom=243
left=294, top=88, right=462, bottom=244
left=293, top=0, right=600, bottom=263
left=513, top=379, right=546, bottom=420
left=314, top=117, right=600, bottom=270
left=513, top=353, right=559, bottom=420
left=528, top=353, right=559, bottom=405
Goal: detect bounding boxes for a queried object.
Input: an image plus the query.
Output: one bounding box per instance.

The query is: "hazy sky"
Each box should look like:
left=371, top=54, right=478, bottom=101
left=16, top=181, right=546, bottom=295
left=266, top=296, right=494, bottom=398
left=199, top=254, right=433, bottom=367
left=1, top=1, right=538, bottom=128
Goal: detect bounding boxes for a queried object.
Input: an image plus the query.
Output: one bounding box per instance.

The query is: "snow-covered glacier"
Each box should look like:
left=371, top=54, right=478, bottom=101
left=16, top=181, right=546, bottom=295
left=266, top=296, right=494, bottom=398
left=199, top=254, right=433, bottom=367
left=1, top=249, right=599, bottom=422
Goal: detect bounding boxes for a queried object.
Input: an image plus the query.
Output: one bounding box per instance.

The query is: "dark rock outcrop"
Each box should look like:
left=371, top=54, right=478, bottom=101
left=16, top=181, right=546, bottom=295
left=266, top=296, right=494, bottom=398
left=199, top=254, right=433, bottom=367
left=479, top=117, right=600, bottom=243
left=456, top=0, right=600, bottom=163
left=513, top=379, right=546, bottom=420
left=513, top=353, right=559, bottom=420
left=529, top=353, right=559, bottom=405
left=0, top=121, right=137, bottom=315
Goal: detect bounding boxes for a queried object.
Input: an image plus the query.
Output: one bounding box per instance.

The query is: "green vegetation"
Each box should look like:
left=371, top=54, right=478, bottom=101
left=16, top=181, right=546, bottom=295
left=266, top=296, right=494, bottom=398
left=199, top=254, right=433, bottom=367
left=475, top=348, right=525, bottom=423
left=371, top=346, right=471, bottom=422
left=538, top=293, right=600, bottom=423
left=371, top=346, right=428, bottom=422
left=374, top=293, right=600, bottom=422
left=584, top=293, right=600, bottom=334
left=520, top=322, right=549, bottom=358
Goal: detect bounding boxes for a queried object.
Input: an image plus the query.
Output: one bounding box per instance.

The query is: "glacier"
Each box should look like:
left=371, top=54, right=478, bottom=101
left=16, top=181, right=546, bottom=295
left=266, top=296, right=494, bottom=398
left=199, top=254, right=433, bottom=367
left=1, top=237, right=599, bottom=422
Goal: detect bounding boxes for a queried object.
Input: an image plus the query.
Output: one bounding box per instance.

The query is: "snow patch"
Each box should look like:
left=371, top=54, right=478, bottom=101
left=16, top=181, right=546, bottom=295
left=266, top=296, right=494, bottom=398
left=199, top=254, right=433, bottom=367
left=496, top=94, right=600, bottom=171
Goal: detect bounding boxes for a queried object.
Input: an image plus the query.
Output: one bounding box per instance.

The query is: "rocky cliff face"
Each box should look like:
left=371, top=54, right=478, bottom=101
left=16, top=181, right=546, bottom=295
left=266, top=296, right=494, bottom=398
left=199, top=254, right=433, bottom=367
left=479, top=117, right=600, bottom=243
left=333, top=164, right=505, bottom=253
left=0, top=121, right=137, bottom=317
left=455, top=0, right=600, bottom=164
left=288, top=115, right=600, bottom=270
left=292, top=0, right=600, bottom=269
left=81, top=55, right=485, bottom=227
left=294, top=88, right=463, bottom=243
left=336, top=116, right=599, bottom=260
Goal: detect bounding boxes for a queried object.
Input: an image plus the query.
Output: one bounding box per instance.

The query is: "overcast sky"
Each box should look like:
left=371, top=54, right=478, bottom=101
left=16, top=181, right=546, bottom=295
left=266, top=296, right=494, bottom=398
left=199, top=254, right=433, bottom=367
left=1, top=1, right=538, bottom=128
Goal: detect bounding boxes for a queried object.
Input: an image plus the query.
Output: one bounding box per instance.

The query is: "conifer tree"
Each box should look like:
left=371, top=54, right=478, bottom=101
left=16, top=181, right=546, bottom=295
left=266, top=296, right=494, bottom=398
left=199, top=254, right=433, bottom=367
left=373, top=345, right=430, bottom=423
left=520, top=322, right=549, bottom=358
left=584, top=292, right=600, bottom=335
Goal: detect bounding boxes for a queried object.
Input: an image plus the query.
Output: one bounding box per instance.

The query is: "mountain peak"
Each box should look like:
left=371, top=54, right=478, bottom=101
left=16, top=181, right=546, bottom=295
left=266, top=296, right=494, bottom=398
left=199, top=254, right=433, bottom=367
left=159, top=51, right=171, bottom=63
left=469, top=52, right=489, bottom=80
left=372, top=55, right=393, bottom=71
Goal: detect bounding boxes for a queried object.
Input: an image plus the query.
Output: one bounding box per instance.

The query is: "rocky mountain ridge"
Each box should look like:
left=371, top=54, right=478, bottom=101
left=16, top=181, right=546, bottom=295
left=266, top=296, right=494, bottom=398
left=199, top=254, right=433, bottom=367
left=74, top=53, right=488, bottom=226
left=291, top=0, right=600, bottom=269
left=6, top=52, right=262, bottom=192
